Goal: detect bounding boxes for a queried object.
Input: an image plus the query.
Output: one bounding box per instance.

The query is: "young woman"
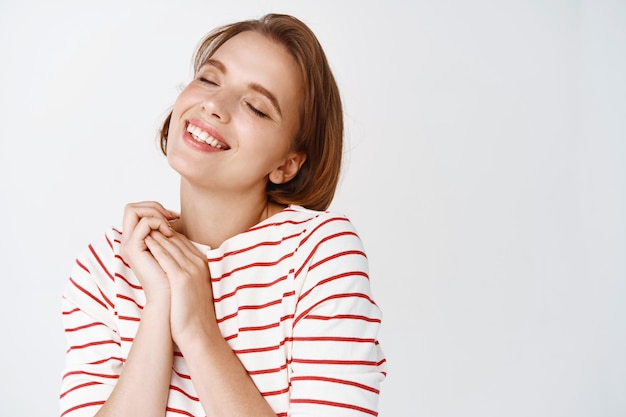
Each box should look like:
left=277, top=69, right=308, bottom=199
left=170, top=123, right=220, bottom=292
left=60, top=13, right=386, bottom=417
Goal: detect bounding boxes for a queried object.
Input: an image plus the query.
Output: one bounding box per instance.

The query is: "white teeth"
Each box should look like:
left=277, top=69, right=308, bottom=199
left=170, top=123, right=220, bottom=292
left=187, top=123, right=223, bottom=149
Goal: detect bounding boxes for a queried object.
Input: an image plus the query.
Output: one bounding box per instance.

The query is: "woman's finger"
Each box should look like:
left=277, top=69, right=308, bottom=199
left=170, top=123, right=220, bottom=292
left=147, top=231, right=202, bottom=271
left=120, top=216, right=174, bottom=264
left=122, top=201, right=179, bottom=243
left=145, top=232, right=184, bottom=273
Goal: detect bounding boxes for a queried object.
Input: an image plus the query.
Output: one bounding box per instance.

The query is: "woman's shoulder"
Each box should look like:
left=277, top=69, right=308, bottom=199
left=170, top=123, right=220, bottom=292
left=223, top=205, right=360, bottom=253
left=276, top=205, right=364, bottom=248
left=74, top=224, right=125, bottom=262
left=65, top=224, right=127, bottom=301
left=259, top=205, right=357, bottom=234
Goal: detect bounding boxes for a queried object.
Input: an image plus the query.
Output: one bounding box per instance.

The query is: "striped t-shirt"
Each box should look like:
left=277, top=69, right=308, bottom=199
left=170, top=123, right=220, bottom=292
left=60, top=205, right=386, bottom=416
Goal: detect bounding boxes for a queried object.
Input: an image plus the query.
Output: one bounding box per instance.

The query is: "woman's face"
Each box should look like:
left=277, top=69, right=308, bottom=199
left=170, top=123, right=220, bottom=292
left=166, top=30, right=305, bottom=195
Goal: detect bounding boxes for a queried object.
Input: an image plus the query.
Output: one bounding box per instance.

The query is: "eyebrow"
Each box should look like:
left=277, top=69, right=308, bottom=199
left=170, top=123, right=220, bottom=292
left=204, top=58, right=282, bottom=118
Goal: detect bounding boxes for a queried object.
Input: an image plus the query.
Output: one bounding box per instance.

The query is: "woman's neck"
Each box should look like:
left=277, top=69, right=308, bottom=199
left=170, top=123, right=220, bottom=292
left=171, top=179, right=281, bottom=248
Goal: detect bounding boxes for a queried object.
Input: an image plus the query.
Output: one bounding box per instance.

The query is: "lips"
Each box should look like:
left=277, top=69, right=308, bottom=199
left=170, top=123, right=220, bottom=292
left=186, top=120, right=230, bottom=150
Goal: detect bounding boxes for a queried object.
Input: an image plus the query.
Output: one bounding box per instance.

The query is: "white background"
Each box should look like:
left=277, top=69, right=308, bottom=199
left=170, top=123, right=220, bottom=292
left=0, top=1, right=624, bottom=416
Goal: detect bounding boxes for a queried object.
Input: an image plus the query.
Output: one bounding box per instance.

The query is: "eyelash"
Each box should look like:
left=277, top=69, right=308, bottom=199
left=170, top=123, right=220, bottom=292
left=198, top=76, right=217, bottom=85
left=246, top=103, right=268, bottom=119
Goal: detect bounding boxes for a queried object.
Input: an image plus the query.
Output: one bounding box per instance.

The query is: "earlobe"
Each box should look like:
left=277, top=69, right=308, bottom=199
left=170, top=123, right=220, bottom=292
left=269, top=153, right=307, bottom=184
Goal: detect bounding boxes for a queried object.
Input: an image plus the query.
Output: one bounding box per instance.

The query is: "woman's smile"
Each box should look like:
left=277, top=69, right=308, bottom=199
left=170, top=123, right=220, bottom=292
left=166, top=30, right=304, bottom=192
left=184, top=119, right=230, bottom=151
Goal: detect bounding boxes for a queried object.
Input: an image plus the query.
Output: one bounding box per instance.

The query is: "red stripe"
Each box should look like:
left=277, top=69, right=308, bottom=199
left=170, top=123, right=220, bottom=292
left=65, top=321, right=103, bottom=333
left=261, top=386, right=290, bottom=397
left=297, top=216, right=349, bottom=247
left=63, top=369, right=119, bottom=380
left=212, top=252, right=294, bottom=282
left=60, top=400, right=106, bottom=417
left=115, top=272, right=142, bottom=290
left=233, top=343, right=281, bottom=354
left=290, top=336, right=377, bottom=344
left=104, top=234, right=114, bottom=252
left=59, top=381, right=101, bottom=399
left=114, top=254, right=131, bottom=268
left=216, top=298, right=282, bottom=323
left=305, top=313, right=381, bottom=323
left=213, top=231, right=302, bottom=260
left=173, top=368, right=191, bottom=380
left=234, top=312, right=293, bottom=335
left=118, top=315, right=140, bottom=322
left=227, top=326, right=296, bottom=354
left=309, top=249, right=365, bottom=272
left=117, top=293, right=144, bottom=309
left=294, top=293, right=376, bottom=326
left=87, top=356, right=123, bottom=365
left=166, top=406, right=196, bottom=417
left=169, top=384, right=199, bottom=401
left=89, top=244, right=115, bottom=282
left=290, top=398, right=377, bottom=416
left=290, top=375, right=379, bottom=394
left=97, top=287, right=115, bottom=309
left=75, top=259, right=90, bottom=274
left=241, top=298, right=282, bottom=311
left=238, top=321, right=280, bottom=332
left=214, top=274, right=287, bottom=302
left=68, top=277, right=107, bottom=310
left=62, top=307, right=81, bottom=315
left=295, top=232, right=360, bottom=278
left=291, top=358, right=380, bottom=366
left=248, top=362, right=288, bottom=375
left=298, top=271, right=368, bottom=302
left=66, top=339, right=119, bottom=353
left=246, top=216, right=312, bottom=234
left=233, top=333, right=291, bottom=355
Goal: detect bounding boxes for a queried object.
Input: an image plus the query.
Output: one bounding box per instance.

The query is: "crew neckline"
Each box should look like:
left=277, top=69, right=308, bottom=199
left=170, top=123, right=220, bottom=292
left=190, top=204, right=301, bottom=253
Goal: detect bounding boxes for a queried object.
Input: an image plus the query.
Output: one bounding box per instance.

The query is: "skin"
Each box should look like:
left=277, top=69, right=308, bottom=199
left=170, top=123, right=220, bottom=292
left=95, top=31, right=307, bottom=417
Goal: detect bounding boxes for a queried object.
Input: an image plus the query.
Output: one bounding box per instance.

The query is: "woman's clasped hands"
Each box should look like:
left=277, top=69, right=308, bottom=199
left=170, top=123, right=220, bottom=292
left=119, top=201, right=217, bottom=349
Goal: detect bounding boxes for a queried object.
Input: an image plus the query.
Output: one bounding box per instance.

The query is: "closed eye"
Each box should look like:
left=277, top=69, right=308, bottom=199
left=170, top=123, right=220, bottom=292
left=246, top=102, right=268, bottom=119
left=198, top=76, right=218, bottom=86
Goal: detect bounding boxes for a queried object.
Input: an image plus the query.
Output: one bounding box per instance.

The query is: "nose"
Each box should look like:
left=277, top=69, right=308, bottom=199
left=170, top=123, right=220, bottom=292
left=201, top=89, right=231, bottom=123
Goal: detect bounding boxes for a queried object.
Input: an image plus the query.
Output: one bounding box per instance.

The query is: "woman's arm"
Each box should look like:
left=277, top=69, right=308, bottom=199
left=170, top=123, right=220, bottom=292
left=177, top=328, right=277, bottom=417
left=145, top=229, right=277, bottom=417
left=60, top=219, right=175, bottom=417
left=93, top=202, right=180, bottom=417
left=287, top=214, right=386, bottom=416
left=94, top=300, right=173, bottom=417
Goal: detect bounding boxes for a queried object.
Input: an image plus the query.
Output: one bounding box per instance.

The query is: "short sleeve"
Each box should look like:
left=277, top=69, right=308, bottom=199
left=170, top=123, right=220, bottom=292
left=59, top=229, right=122, bottom=417
left=289, top=214, right=386, bottom=416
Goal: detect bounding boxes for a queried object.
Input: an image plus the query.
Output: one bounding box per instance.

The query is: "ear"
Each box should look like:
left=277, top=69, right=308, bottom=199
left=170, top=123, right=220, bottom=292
left=268, top=152, right=307, bottom=185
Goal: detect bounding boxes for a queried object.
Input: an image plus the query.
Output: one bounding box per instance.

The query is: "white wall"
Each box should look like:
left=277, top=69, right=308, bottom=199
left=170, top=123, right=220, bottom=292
left=0, top=0, right=624, bottom=416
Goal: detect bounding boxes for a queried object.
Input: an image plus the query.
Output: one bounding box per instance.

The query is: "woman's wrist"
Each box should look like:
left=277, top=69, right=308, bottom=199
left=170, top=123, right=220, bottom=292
left=175, top=321, right=222, bottom=356
left=141, top=296, right=172, bottom=321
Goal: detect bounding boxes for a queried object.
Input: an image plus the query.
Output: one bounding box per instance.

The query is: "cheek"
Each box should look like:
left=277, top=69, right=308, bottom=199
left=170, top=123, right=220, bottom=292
left=166, top=117, right=183, bottom=150
left=171, top=87, right=196, bottom=118
left=247, top=126, right=292, bottom=157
